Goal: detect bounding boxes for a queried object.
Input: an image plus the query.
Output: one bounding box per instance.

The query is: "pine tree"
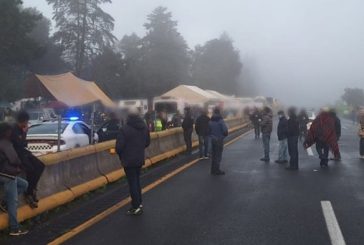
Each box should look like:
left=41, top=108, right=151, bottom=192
left=47, top=0, right=116, bottom=76
left=142, top=7, right=190, bottom=97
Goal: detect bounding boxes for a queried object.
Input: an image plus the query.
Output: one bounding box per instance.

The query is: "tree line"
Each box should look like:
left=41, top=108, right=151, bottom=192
left=0, top=0, right=247, bottom=102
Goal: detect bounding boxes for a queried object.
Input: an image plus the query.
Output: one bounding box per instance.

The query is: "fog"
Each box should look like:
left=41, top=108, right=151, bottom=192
left=24, top=0, right=364, bottom=107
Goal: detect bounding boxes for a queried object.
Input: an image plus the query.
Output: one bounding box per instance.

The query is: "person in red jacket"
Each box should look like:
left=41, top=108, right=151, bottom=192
left=304, top=109, right=338, bottom=168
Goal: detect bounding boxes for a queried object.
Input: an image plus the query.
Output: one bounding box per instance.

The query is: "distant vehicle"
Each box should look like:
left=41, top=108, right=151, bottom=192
left=118, top=99, right=148, bottom=115
left=307, top=110, right=317, bottom=130
left=153, top=97, right=188, bottom=122
left=28, top=108, right=57, bottom=126
left=27, top=119, right=98, bottom=155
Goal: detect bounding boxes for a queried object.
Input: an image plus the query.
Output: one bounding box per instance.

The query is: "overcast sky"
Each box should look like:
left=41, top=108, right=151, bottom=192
left=23, top=0, right=364, bottom=107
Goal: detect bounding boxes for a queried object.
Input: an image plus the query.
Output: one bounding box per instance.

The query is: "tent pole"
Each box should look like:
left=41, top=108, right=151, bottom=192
left=91, top=103, right=96, bottom=144
left=57, top=114, right=61, bottom=152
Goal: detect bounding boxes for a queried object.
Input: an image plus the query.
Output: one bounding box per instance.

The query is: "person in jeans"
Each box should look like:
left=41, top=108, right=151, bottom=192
left=286, top=108, right=300, bottom=170
left=209, top=108, right=228, bottom=175
left=116, top=109, right=150, bottom=216
left=275, top=110, right=288, bottom=164
left=182, top=107, right=194, bottom=155
left=260, top=107, right=273, bottom=162
left=195, top=110, right=210, bottom=159
left=11, top=111, right=45, bottom=208
left=0, top=123, right=29, bottom=236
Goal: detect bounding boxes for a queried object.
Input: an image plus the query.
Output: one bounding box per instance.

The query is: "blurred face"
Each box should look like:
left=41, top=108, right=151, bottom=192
left=18, top=121, right=29, bottom=132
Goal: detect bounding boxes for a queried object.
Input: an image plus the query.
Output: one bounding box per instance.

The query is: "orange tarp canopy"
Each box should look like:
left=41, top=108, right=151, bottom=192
left=29, top=72, right=115, bottom=108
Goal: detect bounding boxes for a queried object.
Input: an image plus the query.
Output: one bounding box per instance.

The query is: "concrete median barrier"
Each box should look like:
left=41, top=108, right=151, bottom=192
left=0, top=117, right=249, bottom=230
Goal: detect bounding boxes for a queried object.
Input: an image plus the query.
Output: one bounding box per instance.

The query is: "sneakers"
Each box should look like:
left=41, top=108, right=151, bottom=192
left=126, top=206, right=143, bottom=216
left=211, top=170, right=225, bottom=176
left=25, top=195, right=38, bottom=209
left=9, top=228, right=29, bottom=236
left=260, top=158, right=270, bottom=162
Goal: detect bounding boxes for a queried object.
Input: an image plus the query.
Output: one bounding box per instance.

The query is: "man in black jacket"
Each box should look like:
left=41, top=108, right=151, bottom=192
left=116, top=109, right=150, bottom=216
left=330, top=109, right=341, bottom=161
left=275, top=111, right=288, bottom=164
left=286, top=107, right=300, bottom=170
left=182, top=107, right=194, bottom=155
left=195, top=110, right=210, bottom=159
left=11, top=111, right=44, bottom=208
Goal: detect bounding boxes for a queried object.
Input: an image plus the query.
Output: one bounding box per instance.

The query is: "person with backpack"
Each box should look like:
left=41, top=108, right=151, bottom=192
left=304, top=108, right=337, bottom=168
left=0, top=123, right=29, bottom=236
left=195, top=110, right=210, bottom=159
left=209, top=108, right=228, bottom=175
left=116, top=108, right=150, bottom=216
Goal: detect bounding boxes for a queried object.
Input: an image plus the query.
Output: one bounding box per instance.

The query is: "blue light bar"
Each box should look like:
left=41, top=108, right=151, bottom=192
left=69, top=116, right=79, bottom=121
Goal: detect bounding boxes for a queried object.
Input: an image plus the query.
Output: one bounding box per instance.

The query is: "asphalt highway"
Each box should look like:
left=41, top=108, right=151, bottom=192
left=64, top=119, right=364, bottom=245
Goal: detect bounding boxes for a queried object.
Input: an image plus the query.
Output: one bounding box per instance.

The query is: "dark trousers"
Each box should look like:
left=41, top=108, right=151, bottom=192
left=316, top=141, right=329, bottom=166
left=211, top=138, right=224, bottom=173
left=360, top=138, right=364, bottom=156
left=254, top=124, right=260, bottom=138
left=287, top=136, right=299, bottom=169
left=184, top=129, right=193, bottom=154
left=262, top=133, right=270, bottom=160
left=21, top=153, right=45, bottom=196
left=198, top=135, right=209, bottom=158
left=124, top=166, right=142, bottom=209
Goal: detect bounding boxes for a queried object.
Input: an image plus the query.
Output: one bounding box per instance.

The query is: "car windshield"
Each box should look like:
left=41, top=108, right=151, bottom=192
left=28, top=123, right=68, bottom=135
left=29, top=112, right=43, bottom=120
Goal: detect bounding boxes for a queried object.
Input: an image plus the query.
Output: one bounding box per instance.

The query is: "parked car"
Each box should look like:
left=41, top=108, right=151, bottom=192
left=27, top=120, right=98, bottom=155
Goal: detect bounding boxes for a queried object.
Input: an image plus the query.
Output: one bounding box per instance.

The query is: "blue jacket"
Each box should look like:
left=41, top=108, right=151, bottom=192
left=209, top=114, right=228, bottom=140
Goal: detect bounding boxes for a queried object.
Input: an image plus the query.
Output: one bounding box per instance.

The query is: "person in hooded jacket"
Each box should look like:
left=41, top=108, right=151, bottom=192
left=209, top=108, right=228, bottom=175
left=275, top=110, right=288, bottom=164
left=286, top=108, right=300, bottom=170
left=116, top=109, right=150, bottom=216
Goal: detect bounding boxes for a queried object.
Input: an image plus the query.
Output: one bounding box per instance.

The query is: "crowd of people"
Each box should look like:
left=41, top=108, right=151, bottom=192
left=1, top=104, right=364, bottom=235
left=249, top=106, right=350, bottom=170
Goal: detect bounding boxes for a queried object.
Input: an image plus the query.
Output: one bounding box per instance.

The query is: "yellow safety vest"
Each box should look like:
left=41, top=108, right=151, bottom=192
left=154, top=119, right=163, bottom=132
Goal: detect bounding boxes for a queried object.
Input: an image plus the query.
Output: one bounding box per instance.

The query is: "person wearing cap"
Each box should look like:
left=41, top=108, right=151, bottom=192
left=275, top=110, right=288, bottom=164
left=116, top=108, right=150, bottom=216
left=209, top=108, right=228, bottom=175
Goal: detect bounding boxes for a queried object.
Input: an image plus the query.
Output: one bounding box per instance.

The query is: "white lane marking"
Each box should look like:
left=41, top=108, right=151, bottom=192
left=321, top=201, right=346, bottom=245
left=307, top=147, right=314, bottom=156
